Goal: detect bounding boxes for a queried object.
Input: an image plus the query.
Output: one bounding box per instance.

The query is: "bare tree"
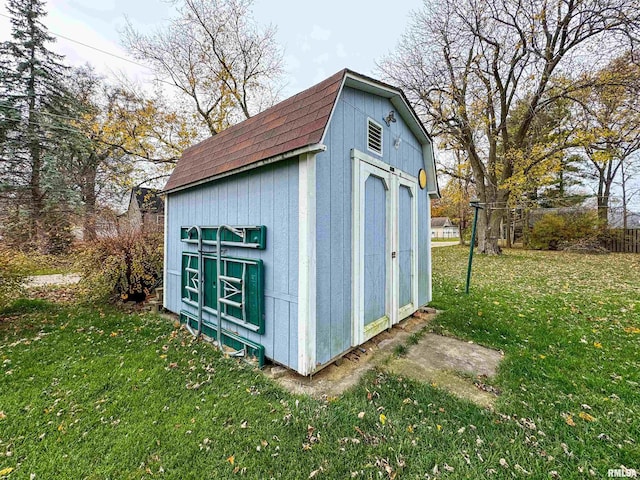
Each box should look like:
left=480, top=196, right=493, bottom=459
left=618, top=154, right=640, bottom=229
left=122, top=0, right=284, bottom=137
left=380, top=0, right=640, bottom=253
left=575, top=54, right=640, bottom=226
left=61, top=66, right=195, bottom=240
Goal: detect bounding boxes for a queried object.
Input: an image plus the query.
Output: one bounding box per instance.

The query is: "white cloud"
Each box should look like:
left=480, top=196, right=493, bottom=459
left=313, top=52, right=329, bottom=64
left=336, top=43, right=347, bottom=58
left=285, top=53, right=301, bottom=71
left=312, top=67, right=327, bottom=84
left=309, top=24, right=331, bottom=41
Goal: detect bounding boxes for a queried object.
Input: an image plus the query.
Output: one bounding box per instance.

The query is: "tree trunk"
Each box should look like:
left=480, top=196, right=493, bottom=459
left=505, top=208, right=512, bottom=249
left=27, top=85, right=45, bottom=249
left=82, top=163, right=98, bottom=242
left=477, top=209, right=502, bottom=254
left=474, top=185, right=504, bottom=255
left=522, top=209, right=531, bottom=247
left=621, top=161, right=628, bottom=230
left=598, top=182, right=611, bottom=226
left=28, top=137, right=44, bottom=248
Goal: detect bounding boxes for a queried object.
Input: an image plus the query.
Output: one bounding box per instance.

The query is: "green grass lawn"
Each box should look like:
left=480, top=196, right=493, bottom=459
left=1, top=249, right=639, bottom=479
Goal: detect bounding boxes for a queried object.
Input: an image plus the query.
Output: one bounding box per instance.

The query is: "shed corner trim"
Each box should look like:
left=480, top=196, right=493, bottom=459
left=297, top=151, right=318, bottom=376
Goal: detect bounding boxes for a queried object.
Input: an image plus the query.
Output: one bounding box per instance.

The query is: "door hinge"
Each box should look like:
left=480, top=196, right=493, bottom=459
left=391, top=251, right=397, bottom=258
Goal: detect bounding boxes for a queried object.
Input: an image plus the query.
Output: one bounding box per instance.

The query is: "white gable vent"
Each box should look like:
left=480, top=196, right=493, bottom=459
left=367, top=118, right=383, bottom=156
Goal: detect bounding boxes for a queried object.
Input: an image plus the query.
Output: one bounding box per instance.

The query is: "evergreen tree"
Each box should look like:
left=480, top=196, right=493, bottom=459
left=0, top=0, right=71, bottom=249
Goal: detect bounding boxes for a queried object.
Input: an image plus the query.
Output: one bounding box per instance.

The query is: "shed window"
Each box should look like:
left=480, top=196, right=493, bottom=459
left=367, top=118, right=383, bottom=156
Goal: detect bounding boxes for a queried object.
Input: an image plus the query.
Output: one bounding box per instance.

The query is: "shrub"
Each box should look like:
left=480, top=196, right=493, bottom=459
left=78, top=231, right=163, bottom=303
left=43, top=210, right=74, bottom=255
left=530, top=212, right=601, bottom=250
left=0, top=248, right=29, bottom=309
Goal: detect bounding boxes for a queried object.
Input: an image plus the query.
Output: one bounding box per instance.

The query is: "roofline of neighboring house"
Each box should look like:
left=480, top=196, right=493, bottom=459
left=164, top=69, right=439, bottom=197
left=163, top=143, right=327, bottom=195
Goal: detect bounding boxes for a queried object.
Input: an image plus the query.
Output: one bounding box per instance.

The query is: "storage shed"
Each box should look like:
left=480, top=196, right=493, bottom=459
left=163, top=69, right=439, bottom=376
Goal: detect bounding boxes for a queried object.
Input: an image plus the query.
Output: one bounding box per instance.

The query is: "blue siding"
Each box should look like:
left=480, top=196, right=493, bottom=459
left=315, top=86, right=433, bottom=366
left=165, top=159, right=299, bottom=371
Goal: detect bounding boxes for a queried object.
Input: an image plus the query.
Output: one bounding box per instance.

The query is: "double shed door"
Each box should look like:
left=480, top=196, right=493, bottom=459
left=352, top=150, right=419, bottom=345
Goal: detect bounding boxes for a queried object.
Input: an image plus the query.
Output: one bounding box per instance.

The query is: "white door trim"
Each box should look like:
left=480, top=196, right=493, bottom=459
left=163, top=195, right=169, bottom=310
left=361, top=161, right=392, bottom=342
left=351, top=149, right=393, bottom=345
left=351, top=148, right=419, bottom=346
left=397, top=176, right=419, bottom=320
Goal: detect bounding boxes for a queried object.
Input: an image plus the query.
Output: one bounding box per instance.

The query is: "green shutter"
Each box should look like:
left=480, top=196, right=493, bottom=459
left=180, top=226, right=267, bottom=249
left=181, top=252, right=264, bottom=334
left=180, top=311, right=264, bottom=368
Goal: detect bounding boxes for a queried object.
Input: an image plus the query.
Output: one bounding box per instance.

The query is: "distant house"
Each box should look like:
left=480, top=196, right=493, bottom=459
left=609, top=209, right=640, bottom=229
left=431, top=217, right=458, bottom=238
left=120, top=187, right=165, bottom=233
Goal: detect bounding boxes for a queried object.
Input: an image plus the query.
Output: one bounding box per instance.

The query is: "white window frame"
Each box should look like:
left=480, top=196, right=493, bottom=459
left=366, top=118, right=383, bottom=157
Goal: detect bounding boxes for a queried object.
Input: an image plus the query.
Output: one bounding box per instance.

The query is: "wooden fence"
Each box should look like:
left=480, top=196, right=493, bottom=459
left=601, top=229, right=640, bottom=253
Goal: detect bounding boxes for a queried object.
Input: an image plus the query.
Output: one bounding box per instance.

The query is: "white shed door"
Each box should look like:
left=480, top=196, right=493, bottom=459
left=352, top=149, right=418, bottom=346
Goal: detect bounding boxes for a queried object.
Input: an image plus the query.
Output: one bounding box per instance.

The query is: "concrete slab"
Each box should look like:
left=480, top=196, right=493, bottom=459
left=26, top=274, right=81, bottom=287
left=385, top=334, right=503, bottom=408
left=269, top=310, right=504, bottom=407
left=401, top=334, right=502, bottom=378
left=268, top=312, right=436, bottom=399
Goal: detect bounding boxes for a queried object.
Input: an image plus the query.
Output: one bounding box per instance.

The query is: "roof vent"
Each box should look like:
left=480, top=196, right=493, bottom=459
left=367, top=118, right=383, bottom=156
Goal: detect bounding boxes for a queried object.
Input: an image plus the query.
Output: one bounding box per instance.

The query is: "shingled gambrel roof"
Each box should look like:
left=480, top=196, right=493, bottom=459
left=164, top=69, right=345, bottom=192
left=164, top=69, right=439, bottom=196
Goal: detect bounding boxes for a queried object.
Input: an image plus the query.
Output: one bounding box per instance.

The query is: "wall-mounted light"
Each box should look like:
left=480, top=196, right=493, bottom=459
left=384, top=110, right=396, bottom=127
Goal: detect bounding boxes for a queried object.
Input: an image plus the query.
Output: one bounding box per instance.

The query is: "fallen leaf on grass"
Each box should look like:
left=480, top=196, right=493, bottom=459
left=379, top=414, right=387, bottom=425
left=593, top=342, right=602, bottom=349
left=578, top=412, right=595, bottom=422
left=357, top=411, right=365, bottom=419
left=623, top=326, right=640, bottom=334
left=0, top=411, right=6, bottom=420
left=565, top=416, right=576, bottom=427
left=309, top=466, right=324, bottom=478
left=0, top=468, right=14, bottom=476
left=226, top=455, right=235, bottom=465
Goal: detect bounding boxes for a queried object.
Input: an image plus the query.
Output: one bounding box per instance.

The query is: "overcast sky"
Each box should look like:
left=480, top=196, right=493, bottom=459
left=2, top=0, right=638, bottom=210
left=0, top=0, right=423, bottom=96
